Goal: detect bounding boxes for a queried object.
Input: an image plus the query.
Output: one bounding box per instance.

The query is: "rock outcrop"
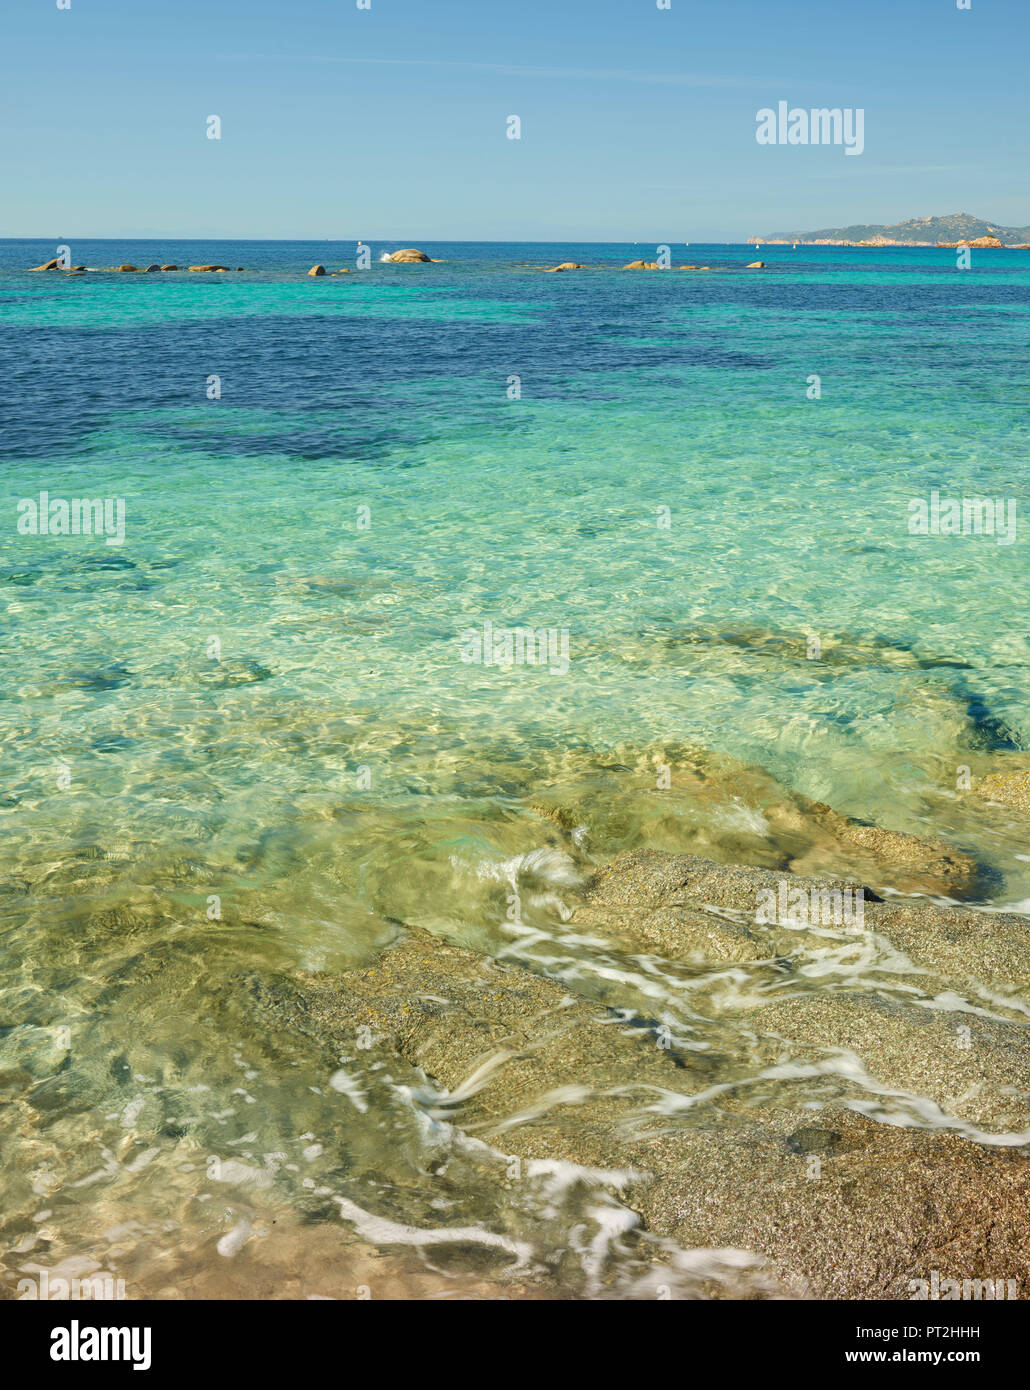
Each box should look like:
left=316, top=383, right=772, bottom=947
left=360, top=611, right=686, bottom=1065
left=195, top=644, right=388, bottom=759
left=188, top=264, right=229, bottom=272
left=546, top=262, right=585, bottom=272
left=28, top=259, right=61, bottom=271
left=386, top=248, right=431, bottom=263
left=624, top=260, right=659, bottom=269
left=938, top=237, right=1005, bottom=250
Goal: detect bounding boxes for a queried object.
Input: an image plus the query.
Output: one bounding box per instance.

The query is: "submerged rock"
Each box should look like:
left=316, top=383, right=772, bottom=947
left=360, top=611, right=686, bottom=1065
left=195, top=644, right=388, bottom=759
left=78, top=554, right=136, bottom=570
left=788, top=801, right=978, bottom=892
left=974, top=768, right=1030, bottom=816
left=546, top=263, right=585, bottom=272
left=632, top=621, right=1023, bottom=757
left=55, top=663, right=133, bottom=691
left=180, top=656, right=274, bottom=688
left=530, top=742, right=979, bottom=897
left=0, top=1024, right=72, bottom=1078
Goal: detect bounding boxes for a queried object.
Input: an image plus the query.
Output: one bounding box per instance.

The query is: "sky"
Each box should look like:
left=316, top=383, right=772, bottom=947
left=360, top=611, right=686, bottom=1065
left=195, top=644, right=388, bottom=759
left=2, top=0, right=1028, bottom=241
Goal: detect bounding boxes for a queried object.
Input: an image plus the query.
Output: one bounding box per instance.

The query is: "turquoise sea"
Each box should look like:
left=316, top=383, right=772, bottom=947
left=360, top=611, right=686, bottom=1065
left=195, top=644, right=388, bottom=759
left=1, top=239, right=1029, bottom=1297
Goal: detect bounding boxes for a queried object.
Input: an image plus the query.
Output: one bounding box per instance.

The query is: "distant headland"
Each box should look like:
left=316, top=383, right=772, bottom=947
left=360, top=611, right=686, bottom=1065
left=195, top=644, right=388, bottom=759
left=754, top=212, right=1030, bottom=248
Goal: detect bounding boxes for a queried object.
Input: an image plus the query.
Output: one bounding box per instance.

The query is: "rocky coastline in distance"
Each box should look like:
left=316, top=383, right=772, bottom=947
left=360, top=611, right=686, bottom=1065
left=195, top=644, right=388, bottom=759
left=756, top=210, right=1030, bottom=248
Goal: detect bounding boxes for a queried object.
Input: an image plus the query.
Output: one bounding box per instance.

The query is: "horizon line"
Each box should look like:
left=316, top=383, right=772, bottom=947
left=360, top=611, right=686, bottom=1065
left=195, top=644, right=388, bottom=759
left=2, top=236, right=767, bottom=245
left=8, top=236, right=1028, bottom=248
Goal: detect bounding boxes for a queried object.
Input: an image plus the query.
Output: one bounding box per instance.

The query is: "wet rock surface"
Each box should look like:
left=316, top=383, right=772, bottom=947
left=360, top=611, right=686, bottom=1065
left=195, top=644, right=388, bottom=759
left=259, top=849, right=1030, bottom=1298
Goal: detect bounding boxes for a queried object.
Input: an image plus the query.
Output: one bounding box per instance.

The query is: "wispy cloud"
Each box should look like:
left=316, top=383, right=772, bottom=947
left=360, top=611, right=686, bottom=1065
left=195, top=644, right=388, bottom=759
left=860, top=165, right=972, bottom=175
left=224, top=54, right=776, bottom=88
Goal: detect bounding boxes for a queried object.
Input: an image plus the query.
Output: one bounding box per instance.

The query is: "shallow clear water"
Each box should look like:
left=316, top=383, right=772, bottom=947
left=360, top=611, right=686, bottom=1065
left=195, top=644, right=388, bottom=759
left=1, top=240, right=1029, bottom=1298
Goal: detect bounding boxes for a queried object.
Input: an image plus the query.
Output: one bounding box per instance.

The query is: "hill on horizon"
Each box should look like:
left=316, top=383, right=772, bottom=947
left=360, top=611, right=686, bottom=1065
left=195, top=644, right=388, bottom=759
left=759, top=212, right=1030, bottom=245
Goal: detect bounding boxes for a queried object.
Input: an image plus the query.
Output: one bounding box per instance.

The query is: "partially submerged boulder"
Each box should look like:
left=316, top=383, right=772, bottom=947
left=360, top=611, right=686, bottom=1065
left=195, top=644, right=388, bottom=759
left=160, top=264, right=178, bottom=271
left=546, top=262, right=585, bottom=272
left=746, top=260, right=765, bottom=268
left=28, top=258, right=61, bottom=271
left=307, top=264, right=326, bottom=276
left=624, top=260, right=659, bottom=269
left=789, top=800, right=978, bottom=893
left=386, top=248, right=431, bottom=263
left=188, top=264, right=229, bottom=272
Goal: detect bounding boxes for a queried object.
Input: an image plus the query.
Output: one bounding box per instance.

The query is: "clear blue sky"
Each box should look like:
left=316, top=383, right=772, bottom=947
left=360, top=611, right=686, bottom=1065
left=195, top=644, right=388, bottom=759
left=3, top=0, right=1028, bottom=241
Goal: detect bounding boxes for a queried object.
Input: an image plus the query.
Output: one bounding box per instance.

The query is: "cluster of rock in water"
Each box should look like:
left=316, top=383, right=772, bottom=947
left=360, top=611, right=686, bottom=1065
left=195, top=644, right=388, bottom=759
left=27, top=248, right=442, bottom=277
left=28, top=259, right=244, bottom=275
left=27, top=248, right=768, bottom=277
